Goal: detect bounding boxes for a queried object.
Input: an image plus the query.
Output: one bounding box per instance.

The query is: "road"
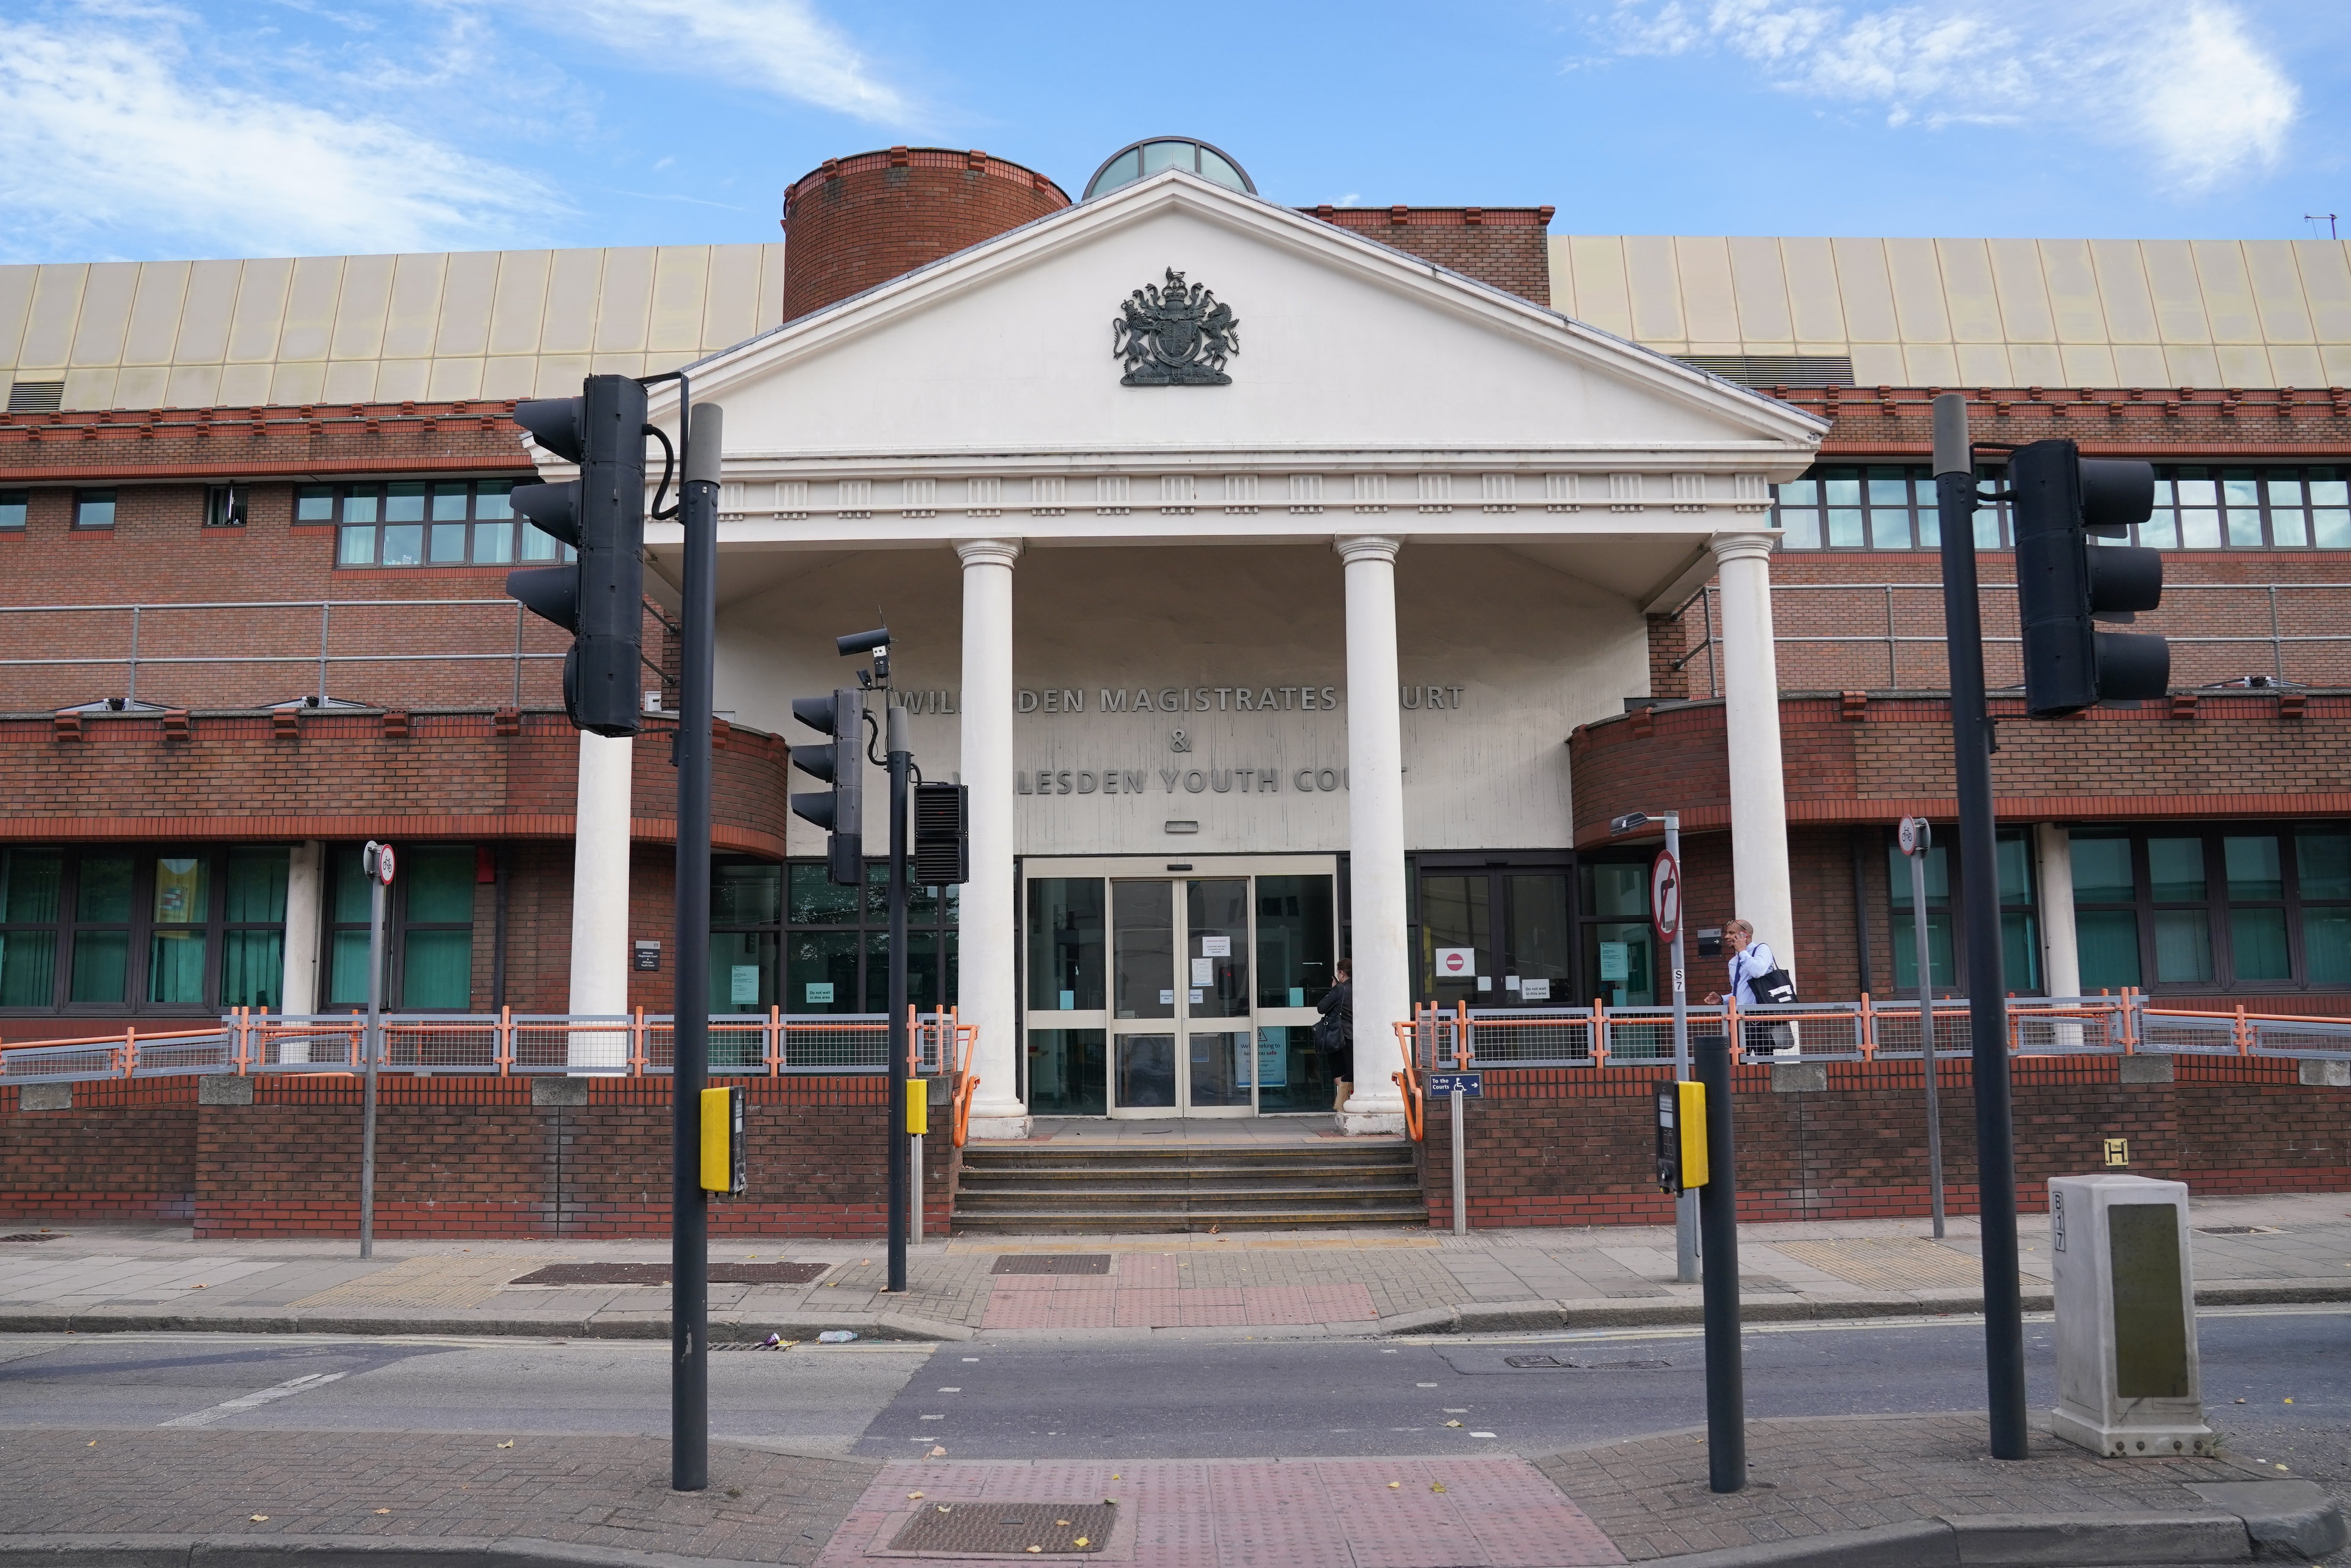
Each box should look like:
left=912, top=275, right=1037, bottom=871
left=0, top=1307, right=2342, bottom=1462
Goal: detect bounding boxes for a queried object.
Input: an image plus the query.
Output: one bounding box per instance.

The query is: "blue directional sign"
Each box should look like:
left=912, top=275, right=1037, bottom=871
left=1427, top=1071, right=1483, bottom=1097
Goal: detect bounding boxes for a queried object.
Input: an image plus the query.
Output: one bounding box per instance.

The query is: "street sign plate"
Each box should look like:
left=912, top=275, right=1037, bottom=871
left=1651, top=849, right=1681, bottom=945
left=1899, top=816, right=1931, bottom=856
left=374, top=843, right=396, bottom=884
left=1428, top=1071, right=1482, bottom=1097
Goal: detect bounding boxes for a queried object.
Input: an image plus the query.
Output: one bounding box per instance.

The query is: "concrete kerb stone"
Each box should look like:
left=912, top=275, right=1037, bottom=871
left=1639, top=1512, right=2259, bottom=1568
left=0, top=1536, right=785, bottom=1568
left=2184, top=1479, right=2351, bottom=1560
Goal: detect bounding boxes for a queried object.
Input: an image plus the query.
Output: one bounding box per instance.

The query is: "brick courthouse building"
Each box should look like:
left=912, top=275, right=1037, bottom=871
left=3, top=140, right=2345, bottom=1232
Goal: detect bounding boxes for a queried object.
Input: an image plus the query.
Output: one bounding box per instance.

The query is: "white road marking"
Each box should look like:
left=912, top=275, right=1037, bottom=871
left=159, top=1370, right=347, bottom=1428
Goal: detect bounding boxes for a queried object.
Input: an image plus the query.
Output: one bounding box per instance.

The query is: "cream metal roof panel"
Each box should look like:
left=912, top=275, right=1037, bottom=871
left=271, top=360, right=327, bottom=406
left=2060, top=345, right=2118, bottom=386
left=2192, top=241, right=2260, bottom=345
left=2010, top=344, right=2064, bottom=385
left=427, top=358, right=486, bottom=401
left=19, top=266, right=89, bottom=370
left=758, top=243, right=788, bottom=335
left=1727, top=236, right=1792, bottom=346
left=2165, top=343, right=2222, bottom=385
left=374, top=358, right=430, bottom=403
left=2138, top=242, right=2211, bottom=345
left=217, top=362, right=272, bottom=407
left=1936, top=239, right=2002, bottom=344
left=2270, top=344, right=2325, bottom=386
left=1779, top=237, right=1846, bottom=344
left=323, top=360, right=379, bottom=404
left=383, top=253, right=449, bottom=362
left=69, top=262, right=138, bottom=368
left=1885, top=239, right=1950, bottom=345
left=1673, top=236, right=1740, bottom=345
left=278, top=256, right=344, bottom=364
left=1830, top=239, right=1899, bottom=342
left=2089, top=241, right=2158, bottom=343
left=649, top=246, right=709, bottom=354
left=1956, top=344, right=2014, bottom=385
left=2114, top=344, right=2169, bottom=386
left=226, top=258, right=293, bottom=364
left=165, top=364, right=221, bottom=408
left=1624, top=236, right=1683, bottom=343
left=0, top=266, right=36, bottom=368
left=123, top=261, right=192, bottom=367
left=63, top=367, right=116, bottom=408
left=1987, top=239, right=2055, bottom=344
left=1849, top=343, right=1906, bottom=384
left=434, top=250, right=500, bottom=359
left=2244, top=242, right=2313, bottom=344
left=1904, top=344, right=1959, bottom=386
left=2214, top=344, right=2274, bottom=384
left=703, top=244, right=765, bottom=351
left=330, top=255, right=395, bottom=363
left=2041, top=240, right=2105, bottom=345
left=483, top=356, right=539, bottom=401
left=541, top=249, right=604, bottom=356
left=594, top=248, right=655, bottom=355
left=488, top=251, right=553, bottom=358
left=1557, top=236, right=1633, bottom=338
left=115, top=365, right=169, bottom=409
left=2294, top=241, right=2351, bottom=343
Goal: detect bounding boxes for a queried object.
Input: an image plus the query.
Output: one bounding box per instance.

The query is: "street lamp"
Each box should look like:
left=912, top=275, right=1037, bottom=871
left=1609, top=810, right=1697, bottom=1285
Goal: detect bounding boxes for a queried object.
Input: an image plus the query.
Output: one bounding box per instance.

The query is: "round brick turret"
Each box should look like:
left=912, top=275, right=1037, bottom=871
left=780, top=147, right=1069, bottom=322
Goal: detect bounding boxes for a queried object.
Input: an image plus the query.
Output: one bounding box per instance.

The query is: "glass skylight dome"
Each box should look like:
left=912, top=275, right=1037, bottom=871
left=1083, top=138, right=1255, bottom=200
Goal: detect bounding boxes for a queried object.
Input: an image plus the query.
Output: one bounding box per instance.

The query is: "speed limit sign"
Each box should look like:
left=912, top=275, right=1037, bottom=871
left=1651, top=849, right=1681, bottom=945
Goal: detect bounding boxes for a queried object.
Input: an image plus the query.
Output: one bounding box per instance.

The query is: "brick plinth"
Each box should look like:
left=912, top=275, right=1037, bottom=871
left=1420, top=1055, right=2351, bottom=1229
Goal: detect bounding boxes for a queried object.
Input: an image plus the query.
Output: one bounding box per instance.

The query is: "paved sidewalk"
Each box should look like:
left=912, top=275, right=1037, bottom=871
left=1, top=1190, right=2345, bottom=1341
left=0, top=1416, right=2335, bottom=1566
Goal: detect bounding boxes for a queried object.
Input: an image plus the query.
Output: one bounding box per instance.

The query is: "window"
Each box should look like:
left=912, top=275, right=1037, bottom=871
left=2071, top=826, right=2351, bottom=992
left=326, top=845, right=477, bottom=1009
left=74, top=489, right=115, bottom=529
left=1885, top=828, right=2037, bottom=992
left=713, top=858, right=960, bottom=1017
left=0, top=490, right=25, bottom=530
left=205, top=485, right=249, bottom=528
left=331, top=479, right=547, bottom=567
left=1777, top=463, right=2351, bottom=551
left=0, top=847, right=288, bottom=1011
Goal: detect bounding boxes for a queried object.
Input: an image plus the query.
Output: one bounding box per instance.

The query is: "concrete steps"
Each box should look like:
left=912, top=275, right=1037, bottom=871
left=952, top=1140, right=1428, bottom=1233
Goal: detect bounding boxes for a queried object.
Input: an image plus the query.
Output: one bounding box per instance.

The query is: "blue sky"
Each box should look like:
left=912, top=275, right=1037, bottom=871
left=2, top=0, right=2345, bottom=264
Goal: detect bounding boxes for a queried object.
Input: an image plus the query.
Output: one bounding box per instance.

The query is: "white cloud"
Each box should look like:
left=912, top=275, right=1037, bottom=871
left=0, top=10, right=566, bottom=258
left=1603, top=0, right=2298, bottom=190
left=540, top=0, right=914, bottom=125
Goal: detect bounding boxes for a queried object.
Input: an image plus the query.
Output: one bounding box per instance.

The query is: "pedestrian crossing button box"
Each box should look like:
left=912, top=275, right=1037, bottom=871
left=2048, top=1173, right=2212, bottom=1456
left=700, top=1085, right=747, bottom=1198
left=1655, top=1080, right=1706, bottom=1194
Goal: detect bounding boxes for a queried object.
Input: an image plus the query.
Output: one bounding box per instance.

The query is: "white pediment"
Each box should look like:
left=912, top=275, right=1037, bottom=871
left=640, top=171, right=1823, bottom=534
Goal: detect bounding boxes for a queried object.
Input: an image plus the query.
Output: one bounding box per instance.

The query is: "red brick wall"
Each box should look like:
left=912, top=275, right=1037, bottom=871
left=781, top=148, right=1069, bottom=322
left=1421, top=1055, right=2351, bottom=1229
left=1299, top=206, right=1554, bottom=306
left=0, top=1074, right=953, bottom=1238
left=0, top=1077, right=198, bottom=1223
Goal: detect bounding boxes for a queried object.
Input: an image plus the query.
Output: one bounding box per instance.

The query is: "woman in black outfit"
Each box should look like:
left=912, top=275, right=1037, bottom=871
left=1316, top=958, right=1353, bottom=1111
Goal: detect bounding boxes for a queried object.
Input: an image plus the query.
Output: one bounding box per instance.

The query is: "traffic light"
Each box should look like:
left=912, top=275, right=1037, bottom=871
left=913, top=781, right=969, bottom=887
left=2010, top=439, right=2168, bottom=718
left=790, top=688, right=864, bottom=886
left=505, top=374, right=649, bottom=737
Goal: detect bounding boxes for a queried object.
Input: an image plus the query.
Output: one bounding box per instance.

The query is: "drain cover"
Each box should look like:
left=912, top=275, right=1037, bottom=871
left=508, top=1262, right=827, bottom=1287
left=2196, top=1225, right=2278, bottom=1236
left=889, top=1501, right=1113, bottom=1556
left=0, top=1233, right=65, bottom=1244
left=1504, top=1353, right=1574, bottom=1369
left=991, top=1254, right=1111, bottom=1276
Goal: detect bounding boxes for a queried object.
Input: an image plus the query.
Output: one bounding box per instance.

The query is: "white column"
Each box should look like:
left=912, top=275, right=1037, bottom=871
left=1337, top=535, right=1408, bottom=1134
left=280, top=840, right=323, bottom=1016
left=2036, top=822, right=2081, bottom=999
left=568, top=729, right=634, bottom=1069
left=1712, top=532, right=1795, bottom=975
left=957, top=539, right=1027, bottom=1137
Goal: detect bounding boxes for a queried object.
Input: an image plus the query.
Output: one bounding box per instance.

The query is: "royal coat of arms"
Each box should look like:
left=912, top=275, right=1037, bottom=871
left=1113, top=269, right=1239, bottom=386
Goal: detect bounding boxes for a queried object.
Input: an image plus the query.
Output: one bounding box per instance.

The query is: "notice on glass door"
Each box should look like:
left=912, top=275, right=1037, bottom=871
left=1521, top=977, right=1551, bottom=1001
left=1200, top=935, right=1231, bottom=957
left=1191, top=957, right=1214, bottom=985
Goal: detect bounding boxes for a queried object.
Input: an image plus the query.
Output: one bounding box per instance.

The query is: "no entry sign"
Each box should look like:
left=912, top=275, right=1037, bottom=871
left=1651, top=849, right=1681, bottom=945
left=1434, top=946, right=1476, bottom=980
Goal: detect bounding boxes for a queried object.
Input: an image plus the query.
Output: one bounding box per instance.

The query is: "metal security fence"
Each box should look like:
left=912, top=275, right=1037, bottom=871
left=1, top=1007, right=977, bottom=1085
left=1399, top=992, right=2351, bottom=1073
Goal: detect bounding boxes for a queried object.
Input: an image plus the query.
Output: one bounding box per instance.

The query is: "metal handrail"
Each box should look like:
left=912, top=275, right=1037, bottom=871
left=1676, top=580, right=2351, bottom=697
left=0, top=1007, right=974, bottom=1085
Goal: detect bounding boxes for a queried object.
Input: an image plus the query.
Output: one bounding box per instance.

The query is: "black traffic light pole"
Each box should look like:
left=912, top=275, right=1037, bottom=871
left=1694, top=1033, right=1744, bottom=1493
left=886, top=702, right=912, bottom=1294
left=1931, top=392, right=2029, bottom=1462
left=671, top=388, right=718, bottom=1493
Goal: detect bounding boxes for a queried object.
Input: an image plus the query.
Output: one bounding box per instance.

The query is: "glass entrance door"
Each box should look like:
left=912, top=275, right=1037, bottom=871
left=1024, top=856, right=1337, bottom=1117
